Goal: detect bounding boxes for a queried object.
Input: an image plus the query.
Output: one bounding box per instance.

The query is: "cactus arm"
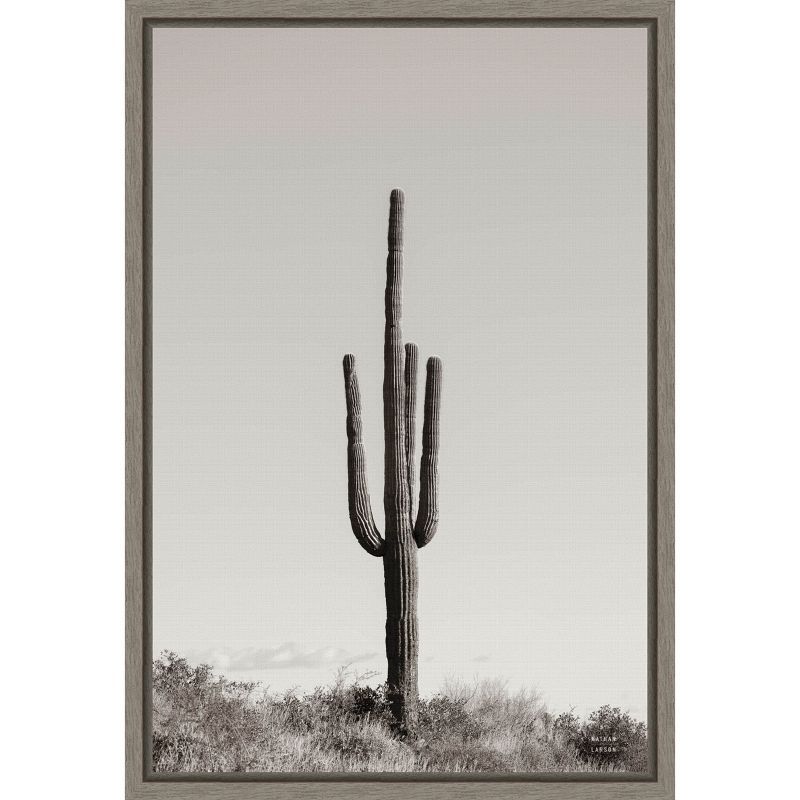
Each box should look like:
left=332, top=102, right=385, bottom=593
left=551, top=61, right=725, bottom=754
left=404, top=342, right=418, bottom=525
left=413, top=356, right=442, bottom=548
left=343, top=354, right=385, bottom=557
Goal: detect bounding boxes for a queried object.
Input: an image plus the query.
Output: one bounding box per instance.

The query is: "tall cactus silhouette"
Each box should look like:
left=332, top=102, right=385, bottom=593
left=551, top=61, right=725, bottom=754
left=342, top=189, right=442, bottom=732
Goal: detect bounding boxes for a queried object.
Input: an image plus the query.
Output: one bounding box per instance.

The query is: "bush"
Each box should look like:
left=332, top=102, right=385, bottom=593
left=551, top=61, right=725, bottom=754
left=418, top=693, right=482, bottom=742
left=554, top=705, right=648, bottom=772
left=152, top=651, right=265, bottom=771
left=151, top=652, right=648, bottom=773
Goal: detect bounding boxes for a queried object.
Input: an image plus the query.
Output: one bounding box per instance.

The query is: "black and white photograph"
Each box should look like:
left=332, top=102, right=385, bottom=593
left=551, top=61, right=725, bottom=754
left=149, top=23, right=652, bottom=774
left=14, top=1, right=800, bottom=799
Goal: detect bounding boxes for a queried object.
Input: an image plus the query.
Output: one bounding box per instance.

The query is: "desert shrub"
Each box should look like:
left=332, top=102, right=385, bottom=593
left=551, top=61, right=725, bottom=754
left=456, top=678, right=547, bottom=736
left=152, top=651, right=265, bottom=771
left=349, top=683, right=391, bottom=720
left=555, top=705, right=648, bottom=772
left=418, top=693, right=482, bottom=742
left=272, top=668, right=393, bottom=735
left=416, top=684, right=522, bottom=772
left=152, top=653, right=647, bottom=773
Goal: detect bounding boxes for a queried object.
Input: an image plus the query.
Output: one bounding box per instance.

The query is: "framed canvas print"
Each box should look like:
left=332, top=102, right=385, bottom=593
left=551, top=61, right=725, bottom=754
left=125, top=2, right=674, bottom=798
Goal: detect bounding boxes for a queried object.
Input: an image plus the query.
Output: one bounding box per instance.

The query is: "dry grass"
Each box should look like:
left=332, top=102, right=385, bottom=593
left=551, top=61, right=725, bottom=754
left=152, top=652, right=647, bottom=773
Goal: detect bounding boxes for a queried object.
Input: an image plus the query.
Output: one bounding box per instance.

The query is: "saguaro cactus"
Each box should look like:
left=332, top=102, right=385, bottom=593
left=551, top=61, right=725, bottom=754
left=342, top=189, right=442, bottom=732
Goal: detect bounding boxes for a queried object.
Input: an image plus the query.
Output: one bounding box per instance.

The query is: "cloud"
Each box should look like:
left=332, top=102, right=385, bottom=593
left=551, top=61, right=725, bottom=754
left=187, top=643, right=378, bottom=671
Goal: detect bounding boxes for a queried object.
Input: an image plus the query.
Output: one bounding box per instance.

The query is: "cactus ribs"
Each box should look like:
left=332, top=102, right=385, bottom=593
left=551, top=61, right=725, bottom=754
left=342, top=189, right=442, bottom=733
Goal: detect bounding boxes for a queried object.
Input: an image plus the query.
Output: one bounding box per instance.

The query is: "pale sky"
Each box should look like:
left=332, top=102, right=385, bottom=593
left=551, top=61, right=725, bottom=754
left=151, top=25, right=649, bottom=720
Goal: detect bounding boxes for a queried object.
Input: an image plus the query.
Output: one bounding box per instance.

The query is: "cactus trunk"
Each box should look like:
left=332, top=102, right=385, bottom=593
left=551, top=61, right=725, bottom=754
left=342, top=189, right=442, bottom=734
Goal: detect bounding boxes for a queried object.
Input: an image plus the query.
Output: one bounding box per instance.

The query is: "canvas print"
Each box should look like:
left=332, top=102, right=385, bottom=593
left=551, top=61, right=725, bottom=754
left=151, top=25, right=650, bottom=773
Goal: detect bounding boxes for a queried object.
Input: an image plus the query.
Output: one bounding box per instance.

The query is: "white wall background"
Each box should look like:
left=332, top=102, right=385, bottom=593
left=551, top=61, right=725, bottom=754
left=1, top=1, right=798, bottom=798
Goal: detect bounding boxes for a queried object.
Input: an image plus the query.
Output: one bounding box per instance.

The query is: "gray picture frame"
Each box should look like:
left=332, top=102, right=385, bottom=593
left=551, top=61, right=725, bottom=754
left=125, top=1, right=674, bottom=797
